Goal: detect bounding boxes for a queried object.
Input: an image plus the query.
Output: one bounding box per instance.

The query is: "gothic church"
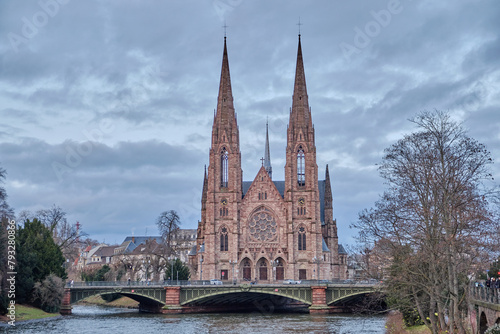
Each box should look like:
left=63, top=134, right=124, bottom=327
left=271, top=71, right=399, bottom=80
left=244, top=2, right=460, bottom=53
left=191, top=35, right=347, bottom=282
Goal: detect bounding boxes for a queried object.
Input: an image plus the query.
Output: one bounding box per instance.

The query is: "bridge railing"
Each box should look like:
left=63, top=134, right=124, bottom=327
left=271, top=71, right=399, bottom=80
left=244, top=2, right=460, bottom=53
left=470, top=286, right=500, bottom=305
left=66, top=280, right=193, bottom=288
left=65, top=279, right=382, bottom=288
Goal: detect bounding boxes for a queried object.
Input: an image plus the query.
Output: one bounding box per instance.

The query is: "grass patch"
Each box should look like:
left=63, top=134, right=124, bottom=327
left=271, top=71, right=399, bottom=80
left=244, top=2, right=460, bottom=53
left=3, top=304, right=60, bottom=322
left=407, top=325, right=431, bottom=333
left=78, top=295, right=139, bottom=308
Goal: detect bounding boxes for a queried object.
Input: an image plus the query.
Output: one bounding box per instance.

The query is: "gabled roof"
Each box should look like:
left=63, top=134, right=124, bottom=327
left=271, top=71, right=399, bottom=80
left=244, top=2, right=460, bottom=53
left=242, top=166, right=283, bottom=205
left=121, top=236, right=163, bottom=252
left=322, top=238, right=330, bottom=252
left=338, top=244, right=347, bottom=255
left=94, top=246, right=116, bottom=258
left=242, top=179, right=327, bottom=224
left=130, top=239, right=162, bottom=255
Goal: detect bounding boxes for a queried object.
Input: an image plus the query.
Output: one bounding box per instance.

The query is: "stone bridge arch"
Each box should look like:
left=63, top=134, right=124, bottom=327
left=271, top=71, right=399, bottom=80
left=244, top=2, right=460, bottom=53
left=326, top=285, right=380, bottom=306
left=62, top=286, right=166, bottom=314
left=180, top=285, right=312, bottom=306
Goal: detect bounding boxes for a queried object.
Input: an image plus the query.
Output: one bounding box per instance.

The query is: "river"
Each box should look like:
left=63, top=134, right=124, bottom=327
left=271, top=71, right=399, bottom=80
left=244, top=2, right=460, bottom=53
left=3, top=305, right=387, bottom=333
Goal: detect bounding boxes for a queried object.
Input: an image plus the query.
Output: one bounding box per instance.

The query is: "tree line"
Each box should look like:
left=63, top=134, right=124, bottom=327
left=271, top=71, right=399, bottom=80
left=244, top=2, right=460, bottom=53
left=0, top=163, right=189, bottom=314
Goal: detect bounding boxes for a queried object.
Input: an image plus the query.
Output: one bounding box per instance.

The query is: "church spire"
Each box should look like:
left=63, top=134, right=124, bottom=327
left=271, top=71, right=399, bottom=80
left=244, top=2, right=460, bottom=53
left=325, top=164, right=333, bottom=211
left=264, top=120, right=272, bottom=179
left=290, top=34, right=311, bottom=129
left=214, top=37, right=236, bottom=130
left=202, top=165, right=208, bottom=205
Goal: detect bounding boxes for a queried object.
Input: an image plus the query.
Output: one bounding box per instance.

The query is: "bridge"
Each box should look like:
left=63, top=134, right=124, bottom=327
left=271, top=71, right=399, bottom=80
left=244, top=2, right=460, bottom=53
left=469, top=286, right=500, bottom=334
left=60, top=281, right=379, bottom=315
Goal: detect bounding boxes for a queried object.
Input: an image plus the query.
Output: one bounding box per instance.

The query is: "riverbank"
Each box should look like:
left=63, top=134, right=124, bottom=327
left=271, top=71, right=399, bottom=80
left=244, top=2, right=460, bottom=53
left=77, top=295, right=139, bottom=309
left=0, top=304, right=60, bottom=324
left=385, top=311, right=431, bottom=334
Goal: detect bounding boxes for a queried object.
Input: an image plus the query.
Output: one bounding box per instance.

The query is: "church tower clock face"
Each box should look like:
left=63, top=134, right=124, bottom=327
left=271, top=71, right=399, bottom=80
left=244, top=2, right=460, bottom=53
left=248, top=207, right=277, bottom=242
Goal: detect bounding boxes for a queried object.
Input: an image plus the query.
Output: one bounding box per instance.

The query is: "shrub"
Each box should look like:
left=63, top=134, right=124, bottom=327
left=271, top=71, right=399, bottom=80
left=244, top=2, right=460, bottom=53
left=33, top=274, right=64, bottom=313
left=0, top=293, right=8, bottom=315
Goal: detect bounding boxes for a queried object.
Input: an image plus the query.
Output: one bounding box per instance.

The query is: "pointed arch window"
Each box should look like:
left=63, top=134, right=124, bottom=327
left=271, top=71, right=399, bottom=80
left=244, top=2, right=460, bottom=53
left=221, top=148, right=228, bottom=188
left=220, top=226, right=228, bottom=252
left=298, top=226, right=306, bottom=251
left=297, top=146, right=305, bottom=186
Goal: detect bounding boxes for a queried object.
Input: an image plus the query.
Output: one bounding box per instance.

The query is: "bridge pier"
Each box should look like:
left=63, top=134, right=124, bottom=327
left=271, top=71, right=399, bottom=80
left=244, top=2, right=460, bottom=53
left=162, top=286, right=183, bottom=314
left=309, top=286, right=331, bottom=314
left=60, top=288, right=72, bottom=315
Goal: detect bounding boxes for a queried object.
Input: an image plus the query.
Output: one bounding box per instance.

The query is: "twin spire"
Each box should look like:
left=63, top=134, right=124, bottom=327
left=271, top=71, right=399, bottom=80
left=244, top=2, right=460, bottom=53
left=213, top=34, right=311, bottom=179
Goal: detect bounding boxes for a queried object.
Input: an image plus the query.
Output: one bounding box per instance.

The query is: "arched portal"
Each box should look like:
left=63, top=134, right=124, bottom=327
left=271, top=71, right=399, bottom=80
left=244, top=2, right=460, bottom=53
left=275, top=258, right=285, bottom=281
left=258, top=258, right=268, bottom=281
left=241, top=258, right=252, bottom=281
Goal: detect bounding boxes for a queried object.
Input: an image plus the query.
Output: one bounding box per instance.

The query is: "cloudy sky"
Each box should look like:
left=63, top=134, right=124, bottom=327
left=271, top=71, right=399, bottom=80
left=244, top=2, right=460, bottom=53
left=1, top=0, right=499, bottom=246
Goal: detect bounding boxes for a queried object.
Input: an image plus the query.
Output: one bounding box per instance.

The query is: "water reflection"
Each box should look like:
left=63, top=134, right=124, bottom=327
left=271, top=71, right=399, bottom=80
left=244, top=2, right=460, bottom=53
left=4, top=305, right=386, bottom=334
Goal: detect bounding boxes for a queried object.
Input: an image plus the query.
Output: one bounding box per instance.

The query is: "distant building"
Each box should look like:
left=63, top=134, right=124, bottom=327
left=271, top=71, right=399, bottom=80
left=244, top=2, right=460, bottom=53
left=114, top=232, right=196, bottom=262
left=77, top=244, right=117, bottom=268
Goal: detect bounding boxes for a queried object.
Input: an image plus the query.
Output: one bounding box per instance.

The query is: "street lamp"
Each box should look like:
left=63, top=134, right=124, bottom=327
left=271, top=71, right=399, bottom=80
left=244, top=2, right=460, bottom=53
left=199, top=256, right=203, bottom=281
left=168, top=256, right=175, bottom=285
left=229, top=260, right=237, bottom=285
left=271, top=260, right=278, bottom=283
left=142, top=258, right=150, bottom=285
left=312, top=256, right=321, bottom=281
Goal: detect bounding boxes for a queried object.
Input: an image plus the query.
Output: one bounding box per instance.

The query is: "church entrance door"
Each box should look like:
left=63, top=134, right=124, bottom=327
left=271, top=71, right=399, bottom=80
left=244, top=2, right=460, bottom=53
left=259, top=260, right=268, bottom=281
left=242, top=259, right=251, bottom=281
left=276, top=267, right=284, bottom=280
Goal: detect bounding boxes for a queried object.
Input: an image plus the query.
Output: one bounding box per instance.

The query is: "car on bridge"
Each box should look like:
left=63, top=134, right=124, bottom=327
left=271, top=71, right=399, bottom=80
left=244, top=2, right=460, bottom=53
left=210, top=279, right=223, bottom=285
left=283, top=279, right=301, bottom=285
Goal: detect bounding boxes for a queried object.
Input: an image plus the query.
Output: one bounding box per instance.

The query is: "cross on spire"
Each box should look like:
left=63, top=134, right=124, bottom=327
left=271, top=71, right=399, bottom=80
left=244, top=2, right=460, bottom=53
left=223, top=21, right=228, bottom=38
left=260, top=157, right=265, bottom=166
left=297, top=17, right=302, bottom=35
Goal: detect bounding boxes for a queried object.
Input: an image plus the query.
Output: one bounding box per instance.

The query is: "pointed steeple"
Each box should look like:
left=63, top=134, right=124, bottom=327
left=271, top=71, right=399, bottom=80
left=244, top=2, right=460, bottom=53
left=324, top=164, right=333, bottom=211
left=290, top=34, right=311, bottom=129
left=213, top=37, right=236, bottom=131
left=202, top=165, right=208, bottom=205
left=264, top=120, right=272, bottom=179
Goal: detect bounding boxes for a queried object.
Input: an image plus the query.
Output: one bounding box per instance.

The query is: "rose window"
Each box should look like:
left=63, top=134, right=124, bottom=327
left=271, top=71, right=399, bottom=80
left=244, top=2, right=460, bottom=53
left=248, top=209, right=277, bottom=242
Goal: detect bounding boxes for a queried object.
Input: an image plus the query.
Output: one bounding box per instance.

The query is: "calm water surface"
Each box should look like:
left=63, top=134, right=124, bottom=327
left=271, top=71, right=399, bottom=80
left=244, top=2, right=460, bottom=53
left=2, top=305, right=387, bottom=334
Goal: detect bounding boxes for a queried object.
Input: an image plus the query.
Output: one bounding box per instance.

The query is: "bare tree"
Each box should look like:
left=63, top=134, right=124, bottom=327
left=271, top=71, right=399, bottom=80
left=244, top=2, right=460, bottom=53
left=19, top=205, right=85, bottom=263
left=353, top=111, right=499, bottom=333
left=156, top=210, right=180, bottom=255
left=33, top=274, right=65, bottom=313
left=36, top=205, right=67, bottom=233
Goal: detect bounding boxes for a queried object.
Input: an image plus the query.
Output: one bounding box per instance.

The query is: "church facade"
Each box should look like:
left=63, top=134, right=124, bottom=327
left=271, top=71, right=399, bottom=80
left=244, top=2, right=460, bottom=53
left=190, top=35, right=347, bottom=282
